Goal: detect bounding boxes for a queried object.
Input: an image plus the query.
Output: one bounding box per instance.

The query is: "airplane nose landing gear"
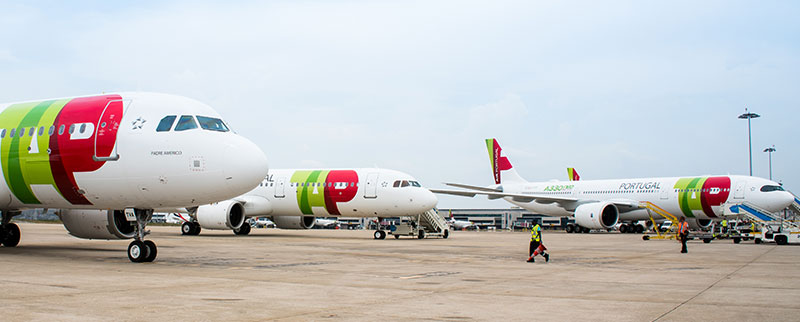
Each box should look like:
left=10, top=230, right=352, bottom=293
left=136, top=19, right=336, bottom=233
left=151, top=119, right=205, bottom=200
left=127, top=209, right=157, bottom=263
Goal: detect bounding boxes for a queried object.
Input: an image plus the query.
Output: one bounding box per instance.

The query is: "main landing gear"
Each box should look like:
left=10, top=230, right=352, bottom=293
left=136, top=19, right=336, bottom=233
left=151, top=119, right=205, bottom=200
left=127, top=209, right=157, bottom=263
left=181, top=221, right=202, bottom=235
left=0, top=211, right=21, bottom=247
left=234, top=222, right=251, bottom=235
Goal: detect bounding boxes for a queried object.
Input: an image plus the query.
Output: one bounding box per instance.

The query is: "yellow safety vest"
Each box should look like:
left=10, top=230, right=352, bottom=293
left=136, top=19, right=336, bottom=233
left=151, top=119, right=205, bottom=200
left=531, top=224, right=541, bottom=242
left=721, top=220, right=728, bottom=227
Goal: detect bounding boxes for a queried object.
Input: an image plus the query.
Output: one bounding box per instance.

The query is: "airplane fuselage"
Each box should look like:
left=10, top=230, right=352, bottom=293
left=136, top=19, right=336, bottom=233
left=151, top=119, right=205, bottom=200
left=500, top=175, right=793, bottom=221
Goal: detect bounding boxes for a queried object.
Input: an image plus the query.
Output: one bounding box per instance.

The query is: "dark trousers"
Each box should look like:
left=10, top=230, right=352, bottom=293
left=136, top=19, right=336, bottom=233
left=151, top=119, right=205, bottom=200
left=680, top=232, right=688, bottom=253
left=529, top=240, right=540, bottom=257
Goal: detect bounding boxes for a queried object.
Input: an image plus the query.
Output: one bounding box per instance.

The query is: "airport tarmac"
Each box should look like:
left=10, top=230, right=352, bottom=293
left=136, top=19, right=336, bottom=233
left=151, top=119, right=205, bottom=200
left=1, top=223, right=799, bottom=321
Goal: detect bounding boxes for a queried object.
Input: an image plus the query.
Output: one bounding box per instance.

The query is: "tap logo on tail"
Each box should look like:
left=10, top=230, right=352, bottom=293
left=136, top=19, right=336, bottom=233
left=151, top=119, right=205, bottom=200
left=567, top=168, right=580, bottom=181
left=485, top=138, right=512, bottom=184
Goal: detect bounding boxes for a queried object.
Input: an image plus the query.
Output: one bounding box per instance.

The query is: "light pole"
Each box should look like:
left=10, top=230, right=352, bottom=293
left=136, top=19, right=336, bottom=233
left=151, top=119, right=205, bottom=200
left=764, top=145, right=776, bottom=180
left=738, top=108, right=760, bottom=176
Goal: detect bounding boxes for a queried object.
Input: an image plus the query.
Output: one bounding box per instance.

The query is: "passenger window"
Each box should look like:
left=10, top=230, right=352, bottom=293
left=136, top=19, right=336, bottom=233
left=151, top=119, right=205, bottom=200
left=79, top=124, right=86, bottom=133
left=17, top=128, right=23, bottom=137
left=196, top=116, right=230, bottom=132
left=156, top=115, right=177, bottom=132
left=174, top=115, right=198, bottom=131
left=38, top=126, right=44, bottom=136
left=48, top=126, right=54, bottom=136
left=69, top=124, right=75, bottom=134
left=0, top=129, right=4, bottom=138
left=10, top=128, right=15, bottom=137
left=58, top=125, right=65, bottom=135
left=28, top=127, right=34, bottom=137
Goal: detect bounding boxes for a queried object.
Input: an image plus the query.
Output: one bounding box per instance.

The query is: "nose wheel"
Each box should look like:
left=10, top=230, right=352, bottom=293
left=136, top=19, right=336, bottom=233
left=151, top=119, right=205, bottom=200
left=128, top=209, right=157, bottom=263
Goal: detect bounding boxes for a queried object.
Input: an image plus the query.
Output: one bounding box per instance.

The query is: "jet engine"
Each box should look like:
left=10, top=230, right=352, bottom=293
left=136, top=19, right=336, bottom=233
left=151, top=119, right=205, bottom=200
left=574, top=202, right=619, bottom=229
left=689, top=218, right=713, bottom=231
left=59, top=209, right=136, bottom=240
left=196, top=200, right=245, bottom=230
left=272, top=216, right=316, bottom=229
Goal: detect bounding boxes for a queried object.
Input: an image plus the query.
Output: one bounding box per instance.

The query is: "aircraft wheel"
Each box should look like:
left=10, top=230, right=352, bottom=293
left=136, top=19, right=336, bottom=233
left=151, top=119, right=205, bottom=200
left=619, top=225, right=628, bottom=234
left=642, top=235, right=650, bottom=241
left=703, top=238, right=712, bottom=244
left=234, top=222, right=251, bottom=235
left=418, top=230, right=426, bottom=239
left=374, top=230, right=386, bottom=240
left=565, top=225, right=574, bottom=233
left=635, top=225, right=644, bottom=234
left=775, top=235, right=788, bottom=245
left=733, top=237, right=741, bottom=244
left=2, top=223, right=21, bottom=247
left=443, top=229, right=449, bottom=239
left=128, top=240, right=147, bottom=263
left=754, top=238, right=762, bottom=244
left=582, top=227, right=590, bottom=234
left=143, top=240, right=157, bottom=262
left=394, top=234, right=400, bottom=239
left=181, top=222, right=193, bottom=235
left=193, top=224, right=202, bottom=235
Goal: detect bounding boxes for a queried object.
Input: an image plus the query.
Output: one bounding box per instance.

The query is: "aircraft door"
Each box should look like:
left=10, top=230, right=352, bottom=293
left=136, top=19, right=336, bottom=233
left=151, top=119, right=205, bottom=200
left=364, top=172, right=378, bottom=198
left=274, top=177, right=285, bottom=198
left=93, top=99, right=127, bottom=161
left=734, top=181, right=746, bottom=199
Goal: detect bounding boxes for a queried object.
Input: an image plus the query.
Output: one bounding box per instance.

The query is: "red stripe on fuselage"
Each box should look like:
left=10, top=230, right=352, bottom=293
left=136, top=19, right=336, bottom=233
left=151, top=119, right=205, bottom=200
left=49, top=94, right=122, bottom=205
left=700, top=176, right=731, bottom=218
left=323, top=170, right=359, bottom=215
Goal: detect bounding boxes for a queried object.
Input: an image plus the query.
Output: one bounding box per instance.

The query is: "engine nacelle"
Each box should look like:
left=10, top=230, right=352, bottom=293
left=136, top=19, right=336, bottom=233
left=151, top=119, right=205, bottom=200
left=196, top=200, right=245, bottom=230
left=574, top=202, right=619, bottom=229
left=238, top=195, right=273, bottom=217
left=59, top=209, right=136, bottom=240
left=272, top=216, right=316, bottom=229
left=689, top=218, right=713, bottom=230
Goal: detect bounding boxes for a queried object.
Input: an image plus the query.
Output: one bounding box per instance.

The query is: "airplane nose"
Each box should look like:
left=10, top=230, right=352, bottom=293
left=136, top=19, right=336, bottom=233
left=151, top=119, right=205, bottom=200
left=420, top=189, right=438, bottom=212
left=224, top=136, right=269, bottom=195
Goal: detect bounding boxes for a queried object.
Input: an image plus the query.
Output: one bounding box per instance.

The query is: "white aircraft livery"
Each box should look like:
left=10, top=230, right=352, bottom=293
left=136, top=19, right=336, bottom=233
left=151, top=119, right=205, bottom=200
left=0, top=92, right=268, bottom=262
left=179, top=168, right=438, bottom=237
left=432, top=138, right=794, bottom=232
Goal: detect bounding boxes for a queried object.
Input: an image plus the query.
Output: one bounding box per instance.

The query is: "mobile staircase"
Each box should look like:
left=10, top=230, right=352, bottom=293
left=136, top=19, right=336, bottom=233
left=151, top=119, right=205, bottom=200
left=724, top=201, right=800, bottom=245
left=640, top=201, right=679, bottom=241
left=639, top=201, right=715, bottom=242
left=390, top=209, right=451, bottom=239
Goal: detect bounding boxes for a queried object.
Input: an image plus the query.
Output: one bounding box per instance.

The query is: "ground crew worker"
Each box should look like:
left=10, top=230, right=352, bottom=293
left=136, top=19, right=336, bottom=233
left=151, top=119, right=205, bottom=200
left=721, top=219, right=728, bottom=235
left=527, top=222, right=549, bottom=263
left=678, top=216, right=689, bottom=253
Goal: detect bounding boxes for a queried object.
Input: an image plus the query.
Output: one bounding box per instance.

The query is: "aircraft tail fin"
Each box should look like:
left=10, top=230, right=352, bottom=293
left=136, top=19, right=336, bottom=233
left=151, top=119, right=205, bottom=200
left=485, top=138, right=525, bottom=184
left=567, top=168, right=580, bottom=181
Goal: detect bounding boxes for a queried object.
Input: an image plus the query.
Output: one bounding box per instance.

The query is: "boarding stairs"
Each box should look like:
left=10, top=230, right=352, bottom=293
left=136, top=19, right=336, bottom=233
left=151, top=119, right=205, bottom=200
left=788, top=192, right=800, bottom=217
left=390, top=209, right=451, bottom=239
left=724, top=202, right=798, bottom=229
left=639, top=201, right=679, bottom=240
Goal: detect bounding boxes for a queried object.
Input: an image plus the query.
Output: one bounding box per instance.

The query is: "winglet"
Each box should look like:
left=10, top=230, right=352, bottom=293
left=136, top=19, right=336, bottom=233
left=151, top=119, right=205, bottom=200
left=567, top=168, right=580, bottom=181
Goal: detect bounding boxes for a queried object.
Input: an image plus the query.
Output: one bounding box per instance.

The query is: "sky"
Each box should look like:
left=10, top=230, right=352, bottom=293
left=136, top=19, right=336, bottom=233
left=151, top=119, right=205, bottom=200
left=1, top=0, right=798, bottom=208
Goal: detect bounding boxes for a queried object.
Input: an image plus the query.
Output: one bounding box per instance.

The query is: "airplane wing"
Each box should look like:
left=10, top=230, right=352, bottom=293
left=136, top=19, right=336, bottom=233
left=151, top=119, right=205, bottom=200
left=444, top=183, right=502, bottom=192
left=430, top=188, right=577, bottom=203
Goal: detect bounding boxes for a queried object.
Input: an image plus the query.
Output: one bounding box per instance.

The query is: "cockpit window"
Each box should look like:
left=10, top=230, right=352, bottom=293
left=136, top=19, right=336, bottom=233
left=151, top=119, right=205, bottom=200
left=760, top=185, right=785, bottom=192
left=196, top=116, right=230, bottom=132
left=410, top=181, right=421, bottom=187
left=393, top=180, right=400, bottom=187
left=174, top=115, right=198, bottom=131
left=401, top=180, right=409, bottom=187
left=156, top=115, right=177, bottom=132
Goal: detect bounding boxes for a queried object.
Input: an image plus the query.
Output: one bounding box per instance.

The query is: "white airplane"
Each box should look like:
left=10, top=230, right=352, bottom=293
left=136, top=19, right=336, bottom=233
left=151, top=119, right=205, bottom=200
left=432, top=138, right=795, bottom=233
left=178, top=168, right=438, bottom=239
left=444, top=211, right=475, bottom=230
left=0, top=92, right=268, bottom=262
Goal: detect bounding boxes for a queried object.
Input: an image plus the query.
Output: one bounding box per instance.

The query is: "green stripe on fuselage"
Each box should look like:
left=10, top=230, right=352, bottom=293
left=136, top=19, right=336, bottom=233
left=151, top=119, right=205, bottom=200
left=291, top=170, right=330, bottom=215
left=0, top=99, right=67, bottom=204
left=674, top=177, right=706, bottom=218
